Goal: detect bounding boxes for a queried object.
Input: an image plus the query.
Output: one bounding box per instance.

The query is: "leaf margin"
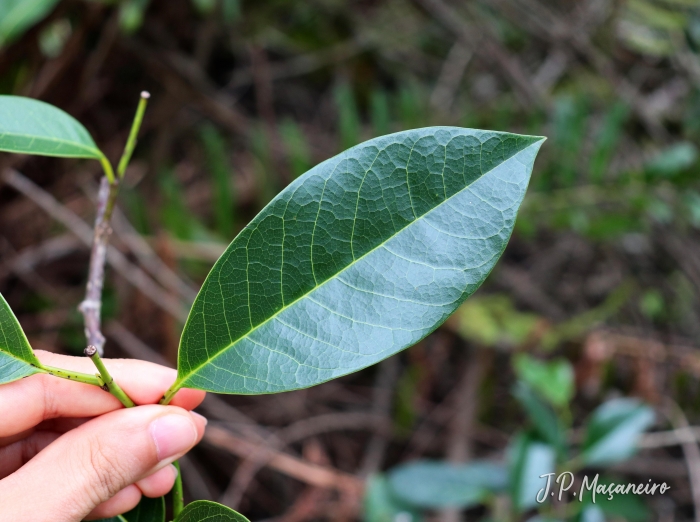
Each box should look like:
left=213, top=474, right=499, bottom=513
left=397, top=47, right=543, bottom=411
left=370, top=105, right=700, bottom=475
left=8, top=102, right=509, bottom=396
left=169, top=127, right=546, bottom=399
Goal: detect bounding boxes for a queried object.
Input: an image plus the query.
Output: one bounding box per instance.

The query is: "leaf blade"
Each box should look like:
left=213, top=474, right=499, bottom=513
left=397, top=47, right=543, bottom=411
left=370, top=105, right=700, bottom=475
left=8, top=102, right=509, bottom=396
left=0, top=96, right=103, bottom=159
left=582, top=398, right=654, bottom=466
left=174, top=128, right=544, bottom=395
left=513, top=382, right=566, bottom=455
left=364, top=474, right=424, bottom=522
left=388, top=460, right=507, bottom=509
left=174, top=500, right=249, bottom=522
left=0, top=0, right=60, bottom=46
left=0, top=292, right=43, bottom=385
left=509, top=432, right=556, bottom=513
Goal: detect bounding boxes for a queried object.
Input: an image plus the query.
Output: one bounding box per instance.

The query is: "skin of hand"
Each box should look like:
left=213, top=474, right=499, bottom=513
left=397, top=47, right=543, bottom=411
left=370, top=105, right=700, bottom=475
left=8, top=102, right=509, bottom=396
left=0, top=350, right=207, bottom=521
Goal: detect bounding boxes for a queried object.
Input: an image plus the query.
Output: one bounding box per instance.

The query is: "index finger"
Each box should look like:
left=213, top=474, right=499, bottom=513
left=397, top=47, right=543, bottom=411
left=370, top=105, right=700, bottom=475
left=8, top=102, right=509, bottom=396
left=0, top=351, right=205, bottom=438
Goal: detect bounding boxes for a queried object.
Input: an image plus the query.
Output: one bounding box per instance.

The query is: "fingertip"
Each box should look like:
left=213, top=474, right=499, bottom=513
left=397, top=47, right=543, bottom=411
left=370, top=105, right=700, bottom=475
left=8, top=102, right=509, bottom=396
left=190, top=411, right=208, bottom=441
left=135, top=464, right=178, bottom=498
left=84, top=484, right=141, bottom=520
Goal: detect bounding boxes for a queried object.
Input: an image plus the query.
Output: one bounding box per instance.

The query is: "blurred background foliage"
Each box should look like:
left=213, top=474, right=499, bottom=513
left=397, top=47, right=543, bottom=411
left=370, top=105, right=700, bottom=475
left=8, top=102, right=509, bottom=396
left=2, top=0, right=700, bottom=520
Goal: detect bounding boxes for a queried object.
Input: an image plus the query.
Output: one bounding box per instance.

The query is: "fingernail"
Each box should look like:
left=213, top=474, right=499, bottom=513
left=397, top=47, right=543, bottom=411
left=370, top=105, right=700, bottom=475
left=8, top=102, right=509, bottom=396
left=170, top=464, right=179, bottom=479
left=151, top=414, right=197, bottom=462
left=190, top=411, right=208, bottom=426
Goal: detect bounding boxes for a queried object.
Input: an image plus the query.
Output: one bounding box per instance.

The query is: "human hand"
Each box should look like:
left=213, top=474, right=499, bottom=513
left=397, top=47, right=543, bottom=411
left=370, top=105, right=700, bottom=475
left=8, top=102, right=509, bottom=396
left=0, top=350, right=207, bottom=521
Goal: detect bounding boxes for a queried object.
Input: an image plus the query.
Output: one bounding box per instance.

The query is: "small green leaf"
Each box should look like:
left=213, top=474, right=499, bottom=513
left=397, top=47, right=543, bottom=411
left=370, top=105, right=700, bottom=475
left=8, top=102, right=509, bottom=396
left=639, top=289, right=664, bottom=319
left=169, top=128, right=545, bottom=398
left=38, top=18, right=71, bottom=58
left=388, top=460, right=507, bottom=509
left=174, top=500, right=249, bottom=522
left=0, top=292, right=44, bottom=385
left=93, top=496, right=165, bottom=522
left=509, top=432, right=556, bottom=513
left=577, top=505, right=605, bottom=522
left=0, top=96, right=103, bottom=159
left=0, top=0, right=60, bottom=46
left=191, top=0, right=217, bottom=15
left=453, top=294, right=540, bottom=348
left=119, top=0, right=151, bottom=34
left=513, top=382, right=566, bottom=455
left=364, top=474, right=423, bottom=522
left=645, top=142, right=697, bottom=178
left=579, top=475, right=651, bottom=522
left=513, top=354, right=574, bottom=407
left=582, top=399, right=654, bottom=466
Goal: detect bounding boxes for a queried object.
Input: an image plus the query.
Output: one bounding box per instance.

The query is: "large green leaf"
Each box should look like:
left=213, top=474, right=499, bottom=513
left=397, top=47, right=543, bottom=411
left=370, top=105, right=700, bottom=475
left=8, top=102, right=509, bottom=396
left=0, top=96, right=103, bottom=159
left=169, top=128, right=544, bottom=397
left=387, top=460, right=507, bottom=509
left=0, top=0, right=60, bottom=46
left=0, top=292, right=43, bottom=385
left=174, top=500, right=249, bottom=522
left=582, top=398, right=654, bottom=466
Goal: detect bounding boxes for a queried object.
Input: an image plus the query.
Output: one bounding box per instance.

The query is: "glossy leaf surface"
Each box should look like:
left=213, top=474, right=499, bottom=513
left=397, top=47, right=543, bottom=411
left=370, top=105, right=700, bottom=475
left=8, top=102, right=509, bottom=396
left=174, top=500, right=249, bottom=522
left=0, top=292, right=43, bottom=385
left=0, top=0, right=60, bottom=46
left=0, top=96, right=103, bottom=159
left=172, top=127, right=544, bottom=396
left=388, top=460, right=507, bottom=509
left=582, top=398, right=654, bottom=466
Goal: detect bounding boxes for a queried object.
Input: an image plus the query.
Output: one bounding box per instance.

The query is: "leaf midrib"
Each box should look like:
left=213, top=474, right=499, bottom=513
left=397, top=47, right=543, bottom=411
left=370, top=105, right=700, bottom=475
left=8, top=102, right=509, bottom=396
left=175, top=137, right=543, bottom=390
left=0, top=130, right=101, bottom=157
left=0, top=347, right=41, bottom=370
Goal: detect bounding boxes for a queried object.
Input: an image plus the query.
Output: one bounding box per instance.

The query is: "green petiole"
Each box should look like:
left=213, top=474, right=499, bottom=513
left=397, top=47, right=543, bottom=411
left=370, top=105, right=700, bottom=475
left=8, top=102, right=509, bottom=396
left=41, top=364, right=104, bottom=387
left=85, top=345, right=135, bottom=408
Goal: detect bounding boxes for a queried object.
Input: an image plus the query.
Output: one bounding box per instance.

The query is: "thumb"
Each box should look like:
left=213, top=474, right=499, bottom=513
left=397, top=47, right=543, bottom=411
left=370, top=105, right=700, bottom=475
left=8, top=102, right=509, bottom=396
left=0, top=405, right=205, bottom=522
